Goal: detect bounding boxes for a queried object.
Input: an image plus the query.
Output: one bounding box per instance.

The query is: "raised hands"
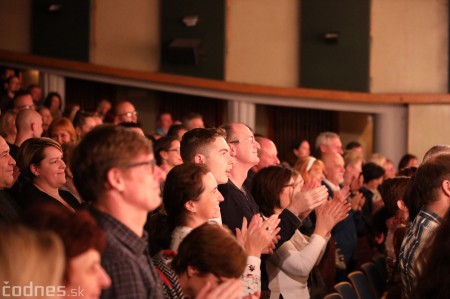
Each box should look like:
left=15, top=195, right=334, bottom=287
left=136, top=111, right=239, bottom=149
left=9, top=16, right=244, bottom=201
left=236, top=214, right=280, bottom=257
left=314, top=196, right=351, bottom=238
left=287, top=178, right=328, bottom=218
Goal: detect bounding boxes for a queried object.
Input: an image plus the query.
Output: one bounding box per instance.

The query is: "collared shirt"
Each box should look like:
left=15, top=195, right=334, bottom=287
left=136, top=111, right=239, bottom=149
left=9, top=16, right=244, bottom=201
left=90, top=207, right=165, bottom=299
left=399, top=207, right=442, bottom=299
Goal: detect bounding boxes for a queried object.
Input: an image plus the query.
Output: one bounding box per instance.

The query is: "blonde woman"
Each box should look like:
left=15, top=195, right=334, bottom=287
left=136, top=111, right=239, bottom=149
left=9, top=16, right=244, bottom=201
left=0, top=224, right=64, bottom=299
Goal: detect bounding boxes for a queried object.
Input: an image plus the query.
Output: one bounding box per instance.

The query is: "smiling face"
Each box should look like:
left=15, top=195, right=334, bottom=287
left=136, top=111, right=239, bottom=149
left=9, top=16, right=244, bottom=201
left=163, top=140, right=183, bottom=168
left=191, top=172, right=224, bottom=221
left=228, top=124, right=260, bottom=168
left=51, top=128, right=72, bottom=145
left=202, top=137, right=235, bottom=184
left=0, top=137, right=16, bottom=189
left=67, top=249, right=111, bottom=299
left=32, top=146, right=66, bottom=189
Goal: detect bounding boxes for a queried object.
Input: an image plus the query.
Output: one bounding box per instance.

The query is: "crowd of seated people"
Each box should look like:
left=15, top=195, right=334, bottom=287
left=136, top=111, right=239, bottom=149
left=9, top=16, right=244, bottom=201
left=1, top=72, right=450, bottom=299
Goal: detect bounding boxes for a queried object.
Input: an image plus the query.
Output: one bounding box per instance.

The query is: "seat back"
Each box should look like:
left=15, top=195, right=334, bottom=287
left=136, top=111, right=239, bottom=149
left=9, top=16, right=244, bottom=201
left=334, top=281, right=358, bottom=299
left=372, top=254, right=388, bottom=281
left=324, top=293, right=343, bottom=299
left=361, top=261, right=386, bottom=297
left=348, top=271, right=377, bottom=299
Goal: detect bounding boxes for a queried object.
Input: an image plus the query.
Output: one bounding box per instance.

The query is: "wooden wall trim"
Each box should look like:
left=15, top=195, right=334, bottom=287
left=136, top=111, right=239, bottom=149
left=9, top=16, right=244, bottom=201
left=1, top=49, right=449, bottom=104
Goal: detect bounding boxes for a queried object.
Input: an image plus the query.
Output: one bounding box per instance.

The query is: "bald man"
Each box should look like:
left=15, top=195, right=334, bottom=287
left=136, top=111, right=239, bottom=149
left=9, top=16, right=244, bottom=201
left=114, top=101, right=138, bottom=124
left=244, top=136, right=280, bottom=190
left=11, top=110, right=43, bottom=159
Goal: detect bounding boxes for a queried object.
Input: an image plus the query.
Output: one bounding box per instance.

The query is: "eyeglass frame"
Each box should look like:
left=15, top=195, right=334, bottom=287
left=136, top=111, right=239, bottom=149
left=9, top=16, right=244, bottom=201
left=228, top=136, right=255, bottom=144
left=126, top=159, right=155, bottom=172
left=118, top=110, right=138, bottom=118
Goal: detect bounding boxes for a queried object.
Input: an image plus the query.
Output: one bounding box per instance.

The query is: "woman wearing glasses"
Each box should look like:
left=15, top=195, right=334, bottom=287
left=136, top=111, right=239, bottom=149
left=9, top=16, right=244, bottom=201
left=154, top=136, right=183, bottom=177
left=16, top=137, right=81, bottom=211
left=252, top=165, right=348, bottom=299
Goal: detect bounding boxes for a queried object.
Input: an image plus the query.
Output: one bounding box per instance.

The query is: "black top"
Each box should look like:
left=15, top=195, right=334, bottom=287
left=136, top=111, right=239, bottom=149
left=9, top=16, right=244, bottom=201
left=0, top=190, right=20, bottom=223
left=219, top=179, right=302, bottom=292
left=90, top=207, right=165, bottom=299
left=19, top=182, right=81, bottom=211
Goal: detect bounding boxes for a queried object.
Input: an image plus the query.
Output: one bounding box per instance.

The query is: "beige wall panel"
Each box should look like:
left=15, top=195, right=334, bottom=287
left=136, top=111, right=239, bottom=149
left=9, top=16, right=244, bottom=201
left=226, top=0, right=299, bottom=87
left=92, top=0, right=160, bottom=72
left=371, top=0, right=448, bottom=93
left=409, top=104, right=450, bottom=160
left=0, top=0, right=30, bottom=52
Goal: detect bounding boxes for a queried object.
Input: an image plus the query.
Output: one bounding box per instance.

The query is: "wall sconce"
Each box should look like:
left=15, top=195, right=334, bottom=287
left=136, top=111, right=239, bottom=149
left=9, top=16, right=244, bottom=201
left=182, top=16, right=199, bottom=27
left=323, top=32, right=339, bottom=44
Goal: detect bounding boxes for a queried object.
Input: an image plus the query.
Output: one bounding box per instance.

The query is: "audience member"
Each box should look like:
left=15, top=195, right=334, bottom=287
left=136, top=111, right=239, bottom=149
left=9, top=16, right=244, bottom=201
left=167, top=124, right=188, bottom=141
left=294, top=156, right=325, bottom=182
left=163, top=163, right=224, bottom=251
left=16, top=137, right=81, bottom=211
left=399, top=154, right=450, bottom=298
left=73, top=110, right=97, bottom=140
left=0, top=75, right=21, bottom=112
left=154, top=136, right=183, bottom=176
left=155, top=112, right=173, bottom=136
left=182, top=112, right=205, bottom=130
left=96, top=99, right=112, bottom=120
left=413, top=210, right=450, bottom=299
left=44, top=92, right=63, bottom=119
left=27, top=84, right=43, bottom=107
left=244, top=136, right=280, bottom=190
left=286, top=139, right=310, bottom=166
left=379, top=177, right=410, bottom=298
left=48, top=117, right=77, bottom=145
left=117, top=121, right=145, bottom=136
left=23, top=203, right=111, bottom=299
left=0, top=109, right=17, bottom=145
left=422, top=144, right=450, bottom=162
left=71, top=125, right=165, bottom=298
left=37, top=106, right=53, bottom=136
left=11, top=109, right=43, bottom=159
left=60, top=142, right=81, bottom=202
left=13, top=91, right=35, bottom=112
left=314, top=132, right=343, bottom=158
left=345, top=141, right=364, bottom=159
left=398, top=153, right=419, bottom=173
left=0, top=224, right=64, bottom=299
left=153, top=223, right=250, bottom=299
left=0, top=136, right=20, bottom=223
left=114, top=101, right=138, bottom=124
left=252, top=165, right=348, bottom=299
left=384, top=159, right=396, bottom=179
left=219, top=122, right=328, bottom=294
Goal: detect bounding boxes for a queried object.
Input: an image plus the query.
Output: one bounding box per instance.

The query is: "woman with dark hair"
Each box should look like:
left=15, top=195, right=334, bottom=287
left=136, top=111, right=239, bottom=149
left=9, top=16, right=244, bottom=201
left=23, top=203, right=111, bottom=299
left=252, top=165, right=348, bottom=299
left=151, top=163, right=276, bottom=297
left=163, top=163, right=224, bottom=251
left=16, top=137, right=81, bottom=211
left=154, top=136, right=183, bottom=176
left=398, top=153, right=419, bottom=173
left=44, top=92, right=62, bottom=119
left=153, top=222, right=251, bottom=299
left=412, top=210, right=450, bottom=299
left=73, top=110, right=97, bottom=140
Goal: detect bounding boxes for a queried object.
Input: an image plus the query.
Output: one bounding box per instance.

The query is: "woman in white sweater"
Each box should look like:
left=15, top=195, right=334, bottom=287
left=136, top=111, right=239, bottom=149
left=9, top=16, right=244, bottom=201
left=252, top=165, right=348, bottom=299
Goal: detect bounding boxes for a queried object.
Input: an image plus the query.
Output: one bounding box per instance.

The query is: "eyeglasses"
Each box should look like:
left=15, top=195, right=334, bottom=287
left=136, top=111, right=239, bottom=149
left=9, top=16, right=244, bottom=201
left=126, top=159, right=155, bottom=172
left=228, top=136, right=255, bottom=144
left=167, top=148, right=180, bottom=153
left=118, top=111, right=138, bottom=118
left=17, top=105, right=35, bottom=111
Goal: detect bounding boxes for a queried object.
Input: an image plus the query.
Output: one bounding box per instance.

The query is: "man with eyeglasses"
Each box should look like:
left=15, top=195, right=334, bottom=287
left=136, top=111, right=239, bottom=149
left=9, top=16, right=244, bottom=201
left=114, top=101, right=138, bottom=124
left=71, top=125, right=164, bottom=299
left=219, top=123, right=329, bottom=296
left=13, top=91, right=35, bottom=113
